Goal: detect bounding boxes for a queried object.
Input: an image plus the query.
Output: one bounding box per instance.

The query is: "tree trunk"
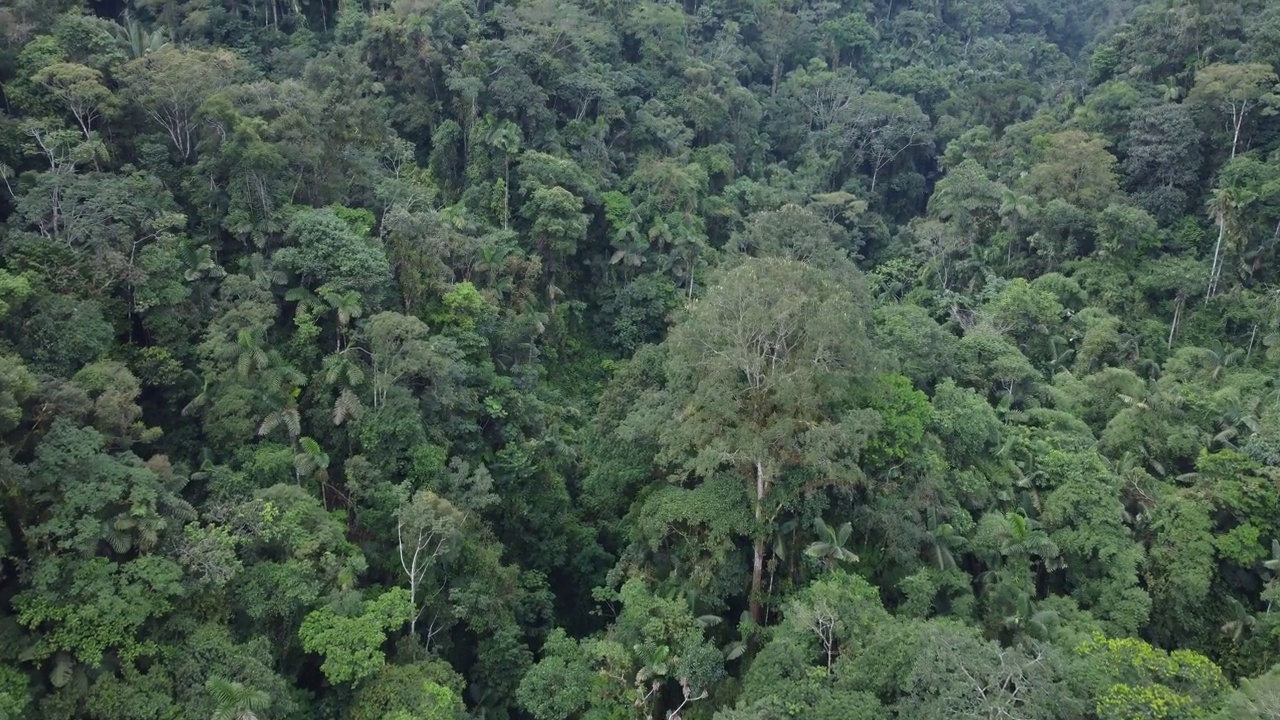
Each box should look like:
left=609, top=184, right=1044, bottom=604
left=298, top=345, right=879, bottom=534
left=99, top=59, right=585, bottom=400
left=1207, top=215, right=1225, bottom=300
left=749, top=459, right=766, bottom=625
left=1232, top=105, right=1245, bottom=159
left=503, top=159, right=510, bottom=230
left=750, top=538, right=764, bottom=625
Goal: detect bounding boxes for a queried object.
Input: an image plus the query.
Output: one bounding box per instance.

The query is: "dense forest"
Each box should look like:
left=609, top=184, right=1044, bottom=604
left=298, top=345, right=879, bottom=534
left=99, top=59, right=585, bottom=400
left=6, top=0, right=1280, bottom=718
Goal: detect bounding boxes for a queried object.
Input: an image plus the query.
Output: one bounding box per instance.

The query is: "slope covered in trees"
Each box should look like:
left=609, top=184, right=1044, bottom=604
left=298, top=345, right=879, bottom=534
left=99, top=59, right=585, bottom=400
left=4, top=0, right=1280, bottom=718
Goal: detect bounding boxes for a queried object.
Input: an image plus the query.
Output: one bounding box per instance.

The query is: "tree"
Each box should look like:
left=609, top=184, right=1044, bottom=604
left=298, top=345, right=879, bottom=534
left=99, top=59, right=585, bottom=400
left=733, top=204, right=857, bottom=270
left=886, top=621, right=1077, bottom=719
left=805, top=518, right=859, bottom=571
left=351, top=662, right=467, bottom=720
left=293, top=437, right=329, bottom=485
left=860, top=91, right=932, bottom=193
left=1187, top=63, right=1280, bottom=159
left=515, top=629, right=596, bottom=720
left=117, top=46, right=246, bottom=160
left=518, top=578, right=724, bottom=720
left=1020, top=130, right=1120, bottom=212
left=520, top=185, right=587, bottom=303
left=396, top=489, right=466, bottom=643
left=273, top=208, right=391, bottom=300
left=322, top=288, right=363, bottom=352
left=1221, top=665, right=1280, bottom=719
left=0, top=665, right=31, bottom=720
left=32, top=62, right=115, bottom=140
left=627, top=257, right=877, bottom=624
left=298, top=589, right=414, bottom=686
left=776, top=68, right=931, bottom=191
left=1074, top=634, right=1229, bottom=720
left=4, top=3, right=1280, bottom=719
left=206, top=677, right=270, bottom=720
left=360, top=312, right=458, bottom=411
left=1205, top=185, right=1253, bottom=300
left=929, top=160, right=1005, bottom=244
left=1123, top=104, right=1202, bottom=221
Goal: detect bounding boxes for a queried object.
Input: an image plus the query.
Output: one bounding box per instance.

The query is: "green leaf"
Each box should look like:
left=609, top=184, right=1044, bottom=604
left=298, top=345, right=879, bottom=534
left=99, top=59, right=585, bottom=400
left=50, top=653, right=72, bottom=689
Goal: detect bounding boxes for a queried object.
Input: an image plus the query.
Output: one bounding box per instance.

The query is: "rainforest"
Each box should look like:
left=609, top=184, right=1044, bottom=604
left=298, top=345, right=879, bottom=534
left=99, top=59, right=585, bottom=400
left=4, top=0, right=1280, bottom=718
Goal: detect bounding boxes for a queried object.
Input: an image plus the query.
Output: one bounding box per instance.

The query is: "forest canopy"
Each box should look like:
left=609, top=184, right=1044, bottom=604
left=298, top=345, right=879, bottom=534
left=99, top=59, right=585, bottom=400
left=4, top=0, right=1280, bottom=719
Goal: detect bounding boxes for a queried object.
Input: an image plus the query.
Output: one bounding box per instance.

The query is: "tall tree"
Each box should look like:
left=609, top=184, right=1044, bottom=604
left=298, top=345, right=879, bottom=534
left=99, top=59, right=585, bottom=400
left=625, top=256, right=878, bottom=624
left=117, top=47, right=246, bottom=160
left=1186, top=63, right=1280, bottom=160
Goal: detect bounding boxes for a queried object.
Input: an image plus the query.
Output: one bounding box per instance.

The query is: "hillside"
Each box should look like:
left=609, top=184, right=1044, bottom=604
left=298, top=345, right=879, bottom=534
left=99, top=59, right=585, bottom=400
left=4, top=0, right=1280, bottom=718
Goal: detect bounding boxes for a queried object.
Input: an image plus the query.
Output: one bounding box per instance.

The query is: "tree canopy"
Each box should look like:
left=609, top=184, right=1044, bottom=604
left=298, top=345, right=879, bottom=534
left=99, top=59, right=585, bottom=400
left=4, top=0, right=1280, bottom=719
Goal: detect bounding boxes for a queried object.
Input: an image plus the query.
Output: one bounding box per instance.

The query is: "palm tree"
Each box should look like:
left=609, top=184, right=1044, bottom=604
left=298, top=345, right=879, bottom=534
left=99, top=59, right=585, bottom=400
left=922, top=507, right=967, bottom=571
left=486, top=120, right=522, bottom=229
left=323, top=352, right=365, bottom=426
left=474, top=242, right=511, bottom=282
left=980, top=513, right=1061, bottom=644
left=113, top=12, right=171, bottom=58
left=1011, top=464, right=1046, bottom=515
left=805, top=518, right=859, bottom=570
left=1221, top=597, right=1257, bottom=643
left=473, top=241, right=519, bottom=298
left=207, top=677, right=270, bottom=720
left=181, top=370, right=214, bottom=417
left=179, top=242, right=227, bottom=282
left=259, top=358, right=305, bottom=396
left=256, top=362, right=305, bottom=441
left=997, top=586, right=1059, bottom=642
left=1046, top=334, right=1074, bottom=374
left=1116, top=379, right=1183, bottom=477
left=293, top=436, right=330, bottom=484
left=997, top=192, right=1034, bottom=267
left=1260, top=540, right=1280, bottom=614
left=1210, top=391, right=1262, bottom=450
left=240, top=253, right=288, bottom=290
left=768, top=516, right=801, bottom=583
left=1205, top=186, right=1256, bottom=301
left=999, top=188, right=1035, bottom=263
left=468, top=681, right=501, bottom=720
left=284, top=286, right=323, bottom=315
left=233, top=327, right=270, bottom=379
left=1206, top=188, right=1232, bottom=301
left=322, top=289, right=363, bottom=351
left=1113, top=331, right=1141, bottom=364
left=1196, top=341, right=1244, bottom=383
left=608, top=220, right=648, bottom=283
left=106, top=509, right=167, bottom=553
left=1111, top=452, right=1158, bottom=525
left=325, top=290, right=363, bottom=328
left=996, top=512, right=1060, bottom=568
left=257, top=405, right=301, bottom=441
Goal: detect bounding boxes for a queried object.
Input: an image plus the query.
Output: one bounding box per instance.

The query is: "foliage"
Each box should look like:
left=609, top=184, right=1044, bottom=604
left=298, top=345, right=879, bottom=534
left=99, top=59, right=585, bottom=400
left=3, top=1, right=1280, bottom=718
left=299, top=588, right=414, bottom=686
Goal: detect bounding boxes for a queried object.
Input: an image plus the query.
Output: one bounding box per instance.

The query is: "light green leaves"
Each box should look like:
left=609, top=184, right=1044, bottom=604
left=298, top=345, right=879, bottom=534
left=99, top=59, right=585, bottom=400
left=273, top=208, right=392, bottom=299
left=14, top=555, right=184, bottom=666
left=299, top=588, right=413, bottom=686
